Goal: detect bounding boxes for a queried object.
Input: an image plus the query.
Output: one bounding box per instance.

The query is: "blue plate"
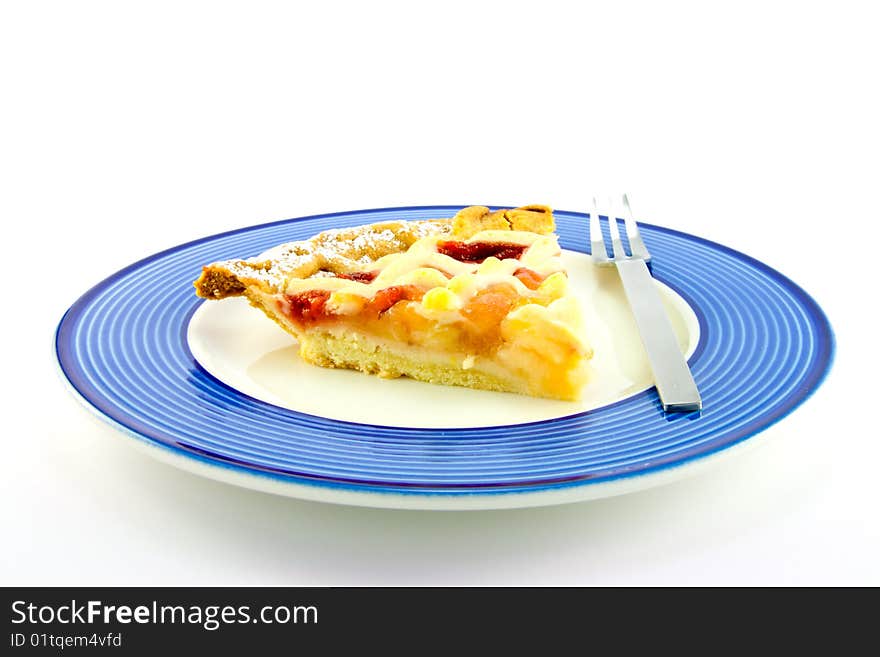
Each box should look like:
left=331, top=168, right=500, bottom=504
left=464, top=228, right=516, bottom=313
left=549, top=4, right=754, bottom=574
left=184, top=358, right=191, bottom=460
left=55, top=207, right=834, bottom=509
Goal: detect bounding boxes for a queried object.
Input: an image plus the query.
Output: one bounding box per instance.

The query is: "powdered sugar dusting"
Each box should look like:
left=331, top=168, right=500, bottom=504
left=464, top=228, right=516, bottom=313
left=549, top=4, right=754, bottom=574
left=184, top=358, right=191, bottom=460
left=209, top=219, right=452, bottom=292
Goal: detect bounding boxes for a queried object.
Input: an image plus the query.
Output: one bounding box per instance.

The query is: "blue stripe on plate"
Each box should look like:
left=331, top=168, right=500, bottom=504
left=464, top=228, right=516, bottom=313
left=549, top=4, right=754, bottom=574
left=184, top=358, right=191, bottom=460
left=55, top=206, right=834, bottom=495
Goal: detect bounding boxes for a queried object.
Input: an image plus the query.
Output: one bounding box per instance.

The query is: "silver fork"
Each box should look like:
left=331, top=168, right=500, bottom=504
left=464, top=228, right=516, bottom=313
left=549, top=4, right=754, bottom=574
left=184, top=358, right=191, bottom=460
left=590, top=195, right=702, bottom=412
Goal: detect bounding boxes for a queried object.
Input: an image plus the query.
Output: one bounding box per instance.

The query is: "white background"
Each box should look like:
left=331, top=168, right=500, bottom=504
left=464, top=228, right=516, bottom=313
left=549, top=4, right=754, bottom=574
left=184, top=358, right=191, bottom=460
left=2, top=1, right=877, bottom=585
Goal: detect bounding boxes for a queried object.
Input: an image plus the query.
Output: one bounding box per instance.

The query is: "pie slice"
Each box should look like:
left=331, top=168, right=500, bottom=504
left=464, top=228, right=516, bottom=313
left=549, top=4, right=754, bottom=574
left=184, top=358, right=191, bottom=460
left=194, top=205, right=593, bottom=400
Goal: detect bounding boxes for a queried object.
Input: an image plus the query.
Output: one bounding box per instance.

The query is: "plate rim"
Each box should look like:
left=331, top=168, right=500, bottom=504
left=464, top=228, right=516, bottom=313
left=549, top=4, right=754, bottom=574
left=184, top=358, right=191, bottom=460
left=55, top=205, right=836, bottom=506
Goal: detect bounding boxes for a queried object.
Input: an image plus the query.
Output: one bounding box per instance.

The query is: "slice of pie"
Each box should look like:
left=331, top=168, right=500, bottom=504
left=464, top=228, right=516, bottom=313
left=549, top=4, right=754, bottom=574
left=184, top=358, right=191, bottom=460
left=194, top=205, right=592, bottom=400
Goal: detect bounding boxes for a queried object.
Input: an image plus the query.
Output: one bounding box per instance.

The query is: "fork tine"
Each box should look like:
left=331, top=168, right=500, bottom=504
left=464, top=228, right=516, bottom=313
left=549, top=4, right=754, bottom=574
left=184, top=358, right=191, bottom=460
left=607, top=196, right=625, bottom=258
left=590, top=196, right=607, bottom=260
left=621, top=193, right=650, bottom=261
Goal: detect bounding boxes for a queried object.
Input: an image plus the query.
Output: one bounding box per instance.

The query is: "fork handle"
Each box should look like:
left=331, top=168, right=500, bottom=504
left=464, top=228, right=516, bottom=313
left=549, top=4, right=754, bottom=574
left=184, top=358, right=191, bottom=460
left=615, top=259, right=702, bottom=412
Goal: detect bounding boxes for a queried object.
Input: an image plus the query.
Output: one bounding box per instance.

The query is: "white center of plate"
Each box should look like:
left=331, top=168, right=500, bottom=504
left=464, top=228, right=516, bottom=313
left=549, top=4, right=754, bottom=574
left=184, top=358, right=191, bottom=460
left=187, top=251, right=700, bottom=428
